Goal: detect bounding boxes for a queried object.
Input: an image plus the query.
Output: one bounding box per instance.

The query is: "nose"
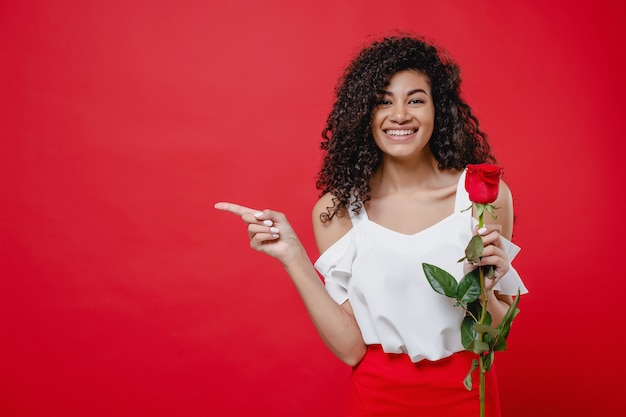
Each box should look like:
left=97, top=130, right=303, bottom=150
left=389, top=103, right=409, bottom=123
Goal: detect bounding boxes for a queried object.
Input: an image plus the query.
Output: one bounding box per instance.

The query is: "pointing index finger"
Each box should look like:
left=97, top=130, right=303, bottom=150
left=214, top=202, right=260, bottom=216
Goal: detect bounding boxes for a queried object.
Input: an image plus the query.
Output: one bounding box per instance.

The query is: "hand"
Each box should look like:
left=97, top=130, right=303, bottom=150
left=470, top=224, right=510, bottom=292
left=214, top=202, right=304, bottom=265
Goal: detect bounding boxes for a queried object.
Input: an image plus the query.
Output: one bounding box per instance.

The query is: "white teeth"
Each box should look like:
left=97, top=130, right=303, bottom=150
left=386, top=129, right=415, bottom=136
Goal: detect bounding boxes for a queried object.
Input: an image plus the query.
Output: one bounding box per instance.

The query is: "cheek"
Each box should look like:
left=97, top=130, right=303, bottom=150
left=371, top=129, right=385, bottom=151
left=424, top=106, right=435, bottom=125
left=419, top=110, right=435, bottom=133
left=422, top=112, right=435, bottom=136
left=371, top=110, right=384, bottom=126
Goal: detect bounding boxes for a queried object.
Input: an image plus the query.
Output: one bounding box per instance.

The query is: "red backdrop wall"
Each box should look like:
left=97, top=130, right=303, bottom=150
left=2, top=1, right=625, bottom=416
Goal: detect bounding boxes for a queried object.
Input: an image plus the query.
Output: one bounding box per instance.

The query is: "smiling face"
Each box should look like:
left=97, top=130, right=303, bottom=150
left=371, top=70, right=435, bottom=162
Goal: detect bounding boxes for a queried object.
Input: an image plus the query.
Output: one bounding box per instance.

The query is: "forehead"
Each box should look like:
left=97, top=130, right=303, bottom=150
left=384, top=70, right=431, bottom=91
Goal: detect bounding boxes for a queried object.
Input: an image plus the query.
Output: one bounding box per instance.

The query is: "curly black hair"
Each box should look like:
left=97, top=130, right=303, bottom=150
left=316, top=35, right=496, bottom=222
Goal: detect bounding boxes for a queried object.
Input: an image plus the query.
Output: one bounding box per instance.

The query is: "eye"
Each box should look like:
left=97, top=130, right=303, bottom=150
left=409, top=98, right=425, bottom=105
left=376, top=99, right=392, bottom=106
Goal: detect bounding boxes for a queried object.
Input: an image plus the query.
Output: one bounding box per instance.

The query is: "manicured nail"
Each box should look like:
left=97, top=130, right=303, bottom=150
left=270, top=227, right=279, bottom=233
left=271, top=234, right=279, bottom=238
left=254, top=212, right=264, bottom=218
left=478, top=227, right=487, bottom=235
left=263, top=219, right=273, bottom=227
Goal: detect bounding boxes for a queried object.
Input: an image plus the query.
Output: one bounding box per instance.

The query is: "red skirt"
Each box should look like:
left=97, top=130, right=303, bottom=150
left=347, top=345, right=502, bottom=417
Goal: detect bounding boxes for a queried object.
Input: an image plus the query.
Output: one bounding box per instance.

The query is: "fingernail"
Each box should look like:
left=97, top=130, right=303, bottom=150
left=263, top=219, right=273, bottom=227
left=271, top=234, right=279, bottom=238
left=270, top=227, right=279, bottom=233
left=478, top=227, right=487, bottom=235
left=254, top=212, right=264, bottom=218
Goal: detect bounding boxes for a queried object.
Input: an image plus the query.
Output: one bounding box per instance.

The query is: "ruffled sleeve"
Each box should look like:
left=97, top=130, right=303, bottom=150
left=314, top=230, right=357, bottom=305
left=493, top=237, right=529, bottom=296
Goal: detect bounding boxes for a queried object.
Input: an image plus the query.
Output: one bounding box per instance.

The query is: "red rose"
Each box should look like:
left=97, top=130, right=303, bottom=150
left=465, top=164, right=503, bottom=204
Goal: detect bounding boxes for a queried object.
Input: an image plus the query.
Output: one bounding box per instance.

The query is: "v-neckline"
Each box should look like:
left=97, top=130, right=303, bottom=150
left=361, top=208, right=458, bottom=238
left=358, top=170, right=469, bottom=237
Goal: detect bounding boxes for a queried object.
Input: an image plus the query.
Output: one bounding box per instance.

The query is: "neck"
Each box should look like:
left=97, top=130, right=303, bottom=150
left=371, top=154, right=443, bottom=193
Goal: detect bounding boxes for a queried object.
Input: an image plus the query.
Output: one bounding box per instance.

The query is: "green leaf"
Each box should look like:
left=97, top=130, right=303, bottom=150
left=484, top=311, right=493, bottom=327
left=475, top=204, right=485, bottom=219
left=491, top=289, right=522, bottom=351
left=473, top=323, right=498, bottom=338
left=493, top=336, right=507, bottom=352
left=461, top=316, right=477, bottom=350
left=485, top=204, right=499, bottom=220
left=463, top=359, right=479, bottom=391
left=483, top=351, right=495, bottom=371
left=464, top=235, right=484, bottom=263
left=467, top=300, right=482, bottom=319
left=495, top=289, right=521, bottom=336
left=422, top=263, right=458, bottom=298
left=500, top=308, right=520, bottom=340
left=464, top=300, right=491, bottom=325
left=472, top=340, right=490, bottom=354
left=456, top=270, right=481, bottom=303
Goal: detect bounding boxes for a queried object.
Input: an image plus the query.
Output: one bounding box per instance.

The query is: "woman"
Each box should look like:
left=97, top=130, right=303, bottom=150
left=215, top=35, right=527, bottom=416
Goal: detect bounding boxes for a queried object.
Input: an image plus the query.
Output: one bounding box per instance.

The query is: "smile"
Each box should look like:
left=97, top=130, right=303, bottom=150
left=384, top=129, right=417, bottom=136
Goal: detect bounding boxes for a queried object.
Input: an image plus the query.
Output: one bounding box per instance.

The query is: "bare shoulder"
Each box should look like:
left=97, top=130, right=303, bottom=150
left=312, top=193, right=353, bottom=255
left=486, top=180, right=514, bottom=240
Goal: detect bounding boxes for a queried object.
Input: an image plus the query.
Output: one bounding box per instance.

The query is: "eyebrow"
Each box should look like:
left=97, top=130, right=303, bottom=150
left=377, top=88, right=429, bottom=96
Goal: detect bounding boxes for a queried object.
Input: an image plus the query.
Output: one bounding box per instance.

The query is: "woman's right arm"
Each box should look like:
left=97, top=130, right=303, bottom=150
left=214, top=199, right=366, bottom=366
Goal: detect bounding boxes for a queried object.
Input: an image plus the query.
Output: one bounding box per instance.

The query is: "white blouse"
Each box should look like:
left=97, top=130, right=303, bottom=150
left=314, top=171, right=528, bottom=363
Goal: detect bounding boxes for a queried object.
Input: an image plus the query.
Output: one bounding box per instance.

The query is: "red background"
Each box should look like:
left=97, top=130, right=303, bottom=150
left=2, top=1, right=625, bottom=416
